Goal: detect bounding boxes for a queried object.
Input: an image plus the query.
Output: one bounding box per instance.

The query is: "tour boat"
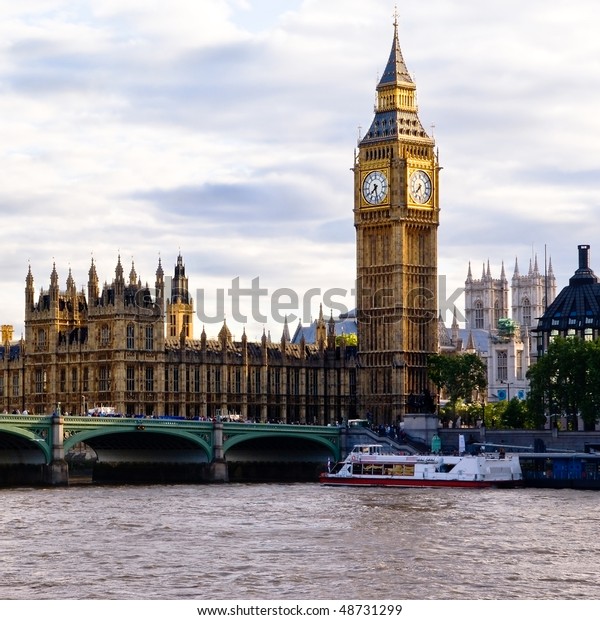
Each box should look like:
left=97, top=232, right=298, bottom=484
left=320, top=444, right=522, bottom=488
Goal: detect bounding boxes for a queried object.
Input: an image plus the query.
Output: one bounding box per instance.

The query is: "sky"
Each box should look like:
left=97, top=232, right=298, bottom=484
left=1, top=0, right=600, bottom=342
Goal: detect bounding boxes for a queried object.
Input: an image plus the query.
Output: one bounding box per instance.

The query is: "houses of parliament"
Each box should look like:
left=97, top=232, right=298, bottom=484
left=0, top=254, right=357, bottom=422
left=0, top=19, right=440, bottom=424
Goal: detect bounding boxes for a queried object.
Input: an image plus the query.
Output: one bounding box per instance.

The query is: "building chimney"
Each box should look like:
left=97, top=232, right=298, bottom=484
left=578, top=244, right=590, bottom=270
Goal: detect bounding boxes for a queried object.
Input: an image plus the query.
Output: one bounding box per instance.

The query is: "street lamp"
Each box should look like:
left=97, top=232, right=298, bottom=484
left=500, top=380, right=514, bottom=401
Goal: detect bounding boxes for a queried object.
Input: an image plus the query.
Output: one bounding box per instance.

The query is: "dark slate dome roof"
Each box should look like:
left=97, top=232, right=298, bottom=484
left=536, top=245, right=600, bottom=332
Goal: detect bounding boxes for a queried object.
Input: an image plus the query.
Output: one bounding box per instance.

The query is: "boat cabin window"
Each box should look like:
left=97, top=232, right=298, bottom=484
left=354, top=445, right=383, bottom=455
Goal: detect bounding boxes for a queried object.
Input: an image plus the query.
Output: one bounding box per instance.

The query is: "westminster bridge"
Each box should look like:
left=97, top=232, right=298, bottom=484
left=0, top=414, right=343, bottom=486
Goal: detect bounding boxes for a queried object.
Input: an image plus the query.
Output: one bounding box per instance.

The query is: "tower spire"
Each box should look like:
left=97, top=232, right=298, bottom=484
left=361, top=19, right=432, bottom=147
left=379, top=8, right=412, bottom=87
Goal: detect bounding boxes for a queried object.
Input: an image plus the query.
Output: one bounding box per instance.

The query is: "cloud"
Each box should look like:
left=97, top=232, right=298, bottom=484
left=1, top=0, right=600, bottom=339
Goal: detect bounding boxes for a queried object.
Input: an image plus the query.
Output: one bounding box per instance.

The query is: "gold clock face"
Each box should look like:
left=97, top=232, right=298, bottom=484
left=362, top=170, right=388, bottom=205
left=409, top=170, right=432, bottom=204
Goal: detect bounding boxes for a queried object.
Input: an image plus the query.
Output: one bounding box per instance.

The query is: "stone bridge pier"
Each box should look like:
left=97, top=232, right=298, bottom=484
left=44, top=415, right=69, bottom=486
left=209, top=422, right=228, bottom=483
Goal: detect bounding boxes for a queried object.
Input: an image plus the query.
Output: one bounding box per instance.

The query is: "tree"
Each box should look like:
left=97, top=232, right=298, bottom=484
left=335, top=333, right=357, bottom=347
left=428, top=353, right=488, bottom=415
left=527, top=336, right=600, bottom=430
left=501, top=397, right=526, bottom=429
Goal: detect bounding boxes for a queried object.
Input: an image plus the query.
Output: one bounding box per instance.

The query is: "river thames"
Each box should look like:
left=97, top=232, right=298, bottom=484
left=0, top=483, right=598, bottom=600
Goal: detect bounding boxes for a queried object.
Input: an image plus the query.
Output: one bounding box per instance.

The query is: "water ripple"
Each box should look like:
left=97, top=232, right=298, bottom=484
left=0, top=484, right=599, bottom=599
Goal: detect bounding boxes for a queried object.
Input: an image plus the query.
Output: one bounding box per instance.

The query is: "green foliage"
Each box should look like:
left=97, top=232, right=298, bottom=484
left=527, top=336, right=600, bottom=430
left=497, top=317, right=517, bottom=335
left=428, top=353, right=487, bottom=414
left=501, top=398, right=526, bottom=429
left=486, top=401, right=504, bottom=428
left=335, top=333, right=357, bottom=346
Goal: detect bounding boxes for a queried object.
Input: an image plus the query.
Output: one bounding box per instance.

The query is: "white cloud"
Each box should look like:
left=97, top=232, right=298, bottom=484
left=1, top=0, right=600, bottom=339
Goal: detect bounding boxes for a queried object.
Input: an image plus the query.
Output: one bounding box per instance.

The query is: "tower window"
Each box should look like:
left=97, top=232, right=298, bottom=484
left=145, top=325, right=154, bottom=350
left=494, top=300, right=501, bottom=326
left=522, top=298, right=531, bottom=326
left=35, top=369, right=44, bottom=394
left=12, top=373, right=19, bottom=398
left=497, top=351, right=507, bottom=382
left=126, top=366, right=135, bottom=391
left=126, top=324, right=135, bottom=349
left=145, top=366, right=154, bottom=392
left=100, top=324, right=110, bottom=347
left=474, top=300, right=484, bottom=329
left=99, top=366, right=110, bottom=392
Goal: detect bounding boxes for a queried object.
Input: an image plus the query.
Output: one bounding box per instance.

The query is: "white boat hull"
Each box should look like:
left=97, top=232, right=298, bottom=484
left=321, top=444, right=522, bottom=489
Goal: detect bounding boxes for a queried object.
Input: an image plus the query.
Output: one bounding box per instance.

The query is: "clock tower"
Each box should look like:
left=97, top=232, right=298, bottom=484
left=354, top=17, right=439, bottom=423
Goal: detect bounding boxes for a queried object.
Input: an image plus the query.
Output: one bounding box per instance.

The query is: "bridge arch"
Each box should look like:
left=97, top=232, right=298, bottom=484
left=0, top=425, right=51, bottom=464
left=223, top=427, right=339, bottom=467
left=64, top=426, right=213, bottom=462
left=224, top=430, right=337, bottom=457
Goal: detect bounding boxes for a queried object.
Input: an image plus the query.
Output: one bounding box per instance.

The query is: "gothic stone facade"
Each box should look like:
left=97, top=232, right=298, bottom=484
left=462, top=255, right=557, bottom=401
left=0, top=256, right=358, bottom=422
left=354, top=19, right=439, bottom=422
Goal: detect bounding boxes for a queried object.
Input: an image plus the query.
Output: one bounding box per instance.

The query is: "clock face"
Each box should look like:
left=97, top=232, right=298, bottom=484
left=362, top=170, right=388, bottom=205
left=409, top=170, right=432, bottom=204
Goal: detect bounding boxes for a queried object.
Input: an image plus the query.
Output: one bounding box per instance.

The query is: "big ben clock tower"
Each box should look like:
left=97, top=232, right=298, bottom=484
left=354, top=17, right=439, bottom=423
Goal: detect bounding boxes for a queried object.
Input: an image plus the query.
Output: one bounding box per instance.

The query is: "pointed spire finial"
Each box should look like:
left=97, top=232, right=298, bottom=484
left=378, top=11, right=412, bottom=87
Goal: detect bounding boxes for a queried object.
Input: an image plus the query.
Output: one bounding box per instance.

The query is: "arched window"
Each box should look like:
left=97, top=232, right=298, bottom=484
left=474, top=300, right=484, bottom=329
left=522, top=297, right=531, bottom=326
left=100, top=324, right=110, bottom=347
left=497, top=351, right=508, bottom=382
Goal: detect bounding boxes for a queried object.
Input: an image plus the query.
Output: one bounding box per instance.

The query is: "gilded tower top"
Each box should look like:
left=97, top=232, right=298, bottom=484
left=360, top=18, right=432, bottom=147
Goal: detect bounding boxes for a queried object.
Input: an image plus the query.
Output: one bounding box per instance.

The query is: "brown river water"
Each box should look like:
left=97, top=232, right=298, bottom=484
left=0, top=483, right=598, bottom=600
